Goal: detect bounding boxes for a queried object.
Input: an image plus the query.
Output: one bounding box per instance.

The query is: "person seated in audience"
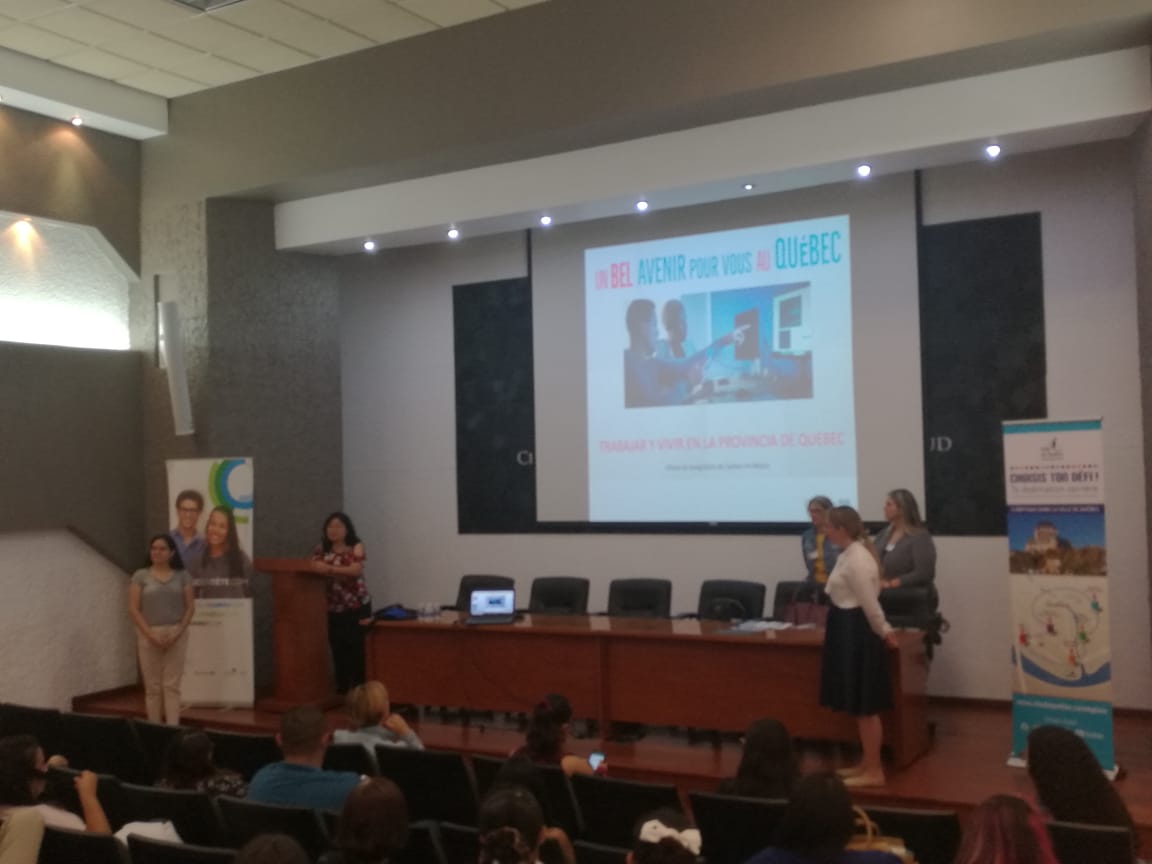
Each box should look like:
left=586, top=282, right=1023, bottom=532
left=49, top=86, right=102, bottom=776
left=744, top=772, right=902, bottom=864
left=953, top=794, right=1058, bottom=864
left=0, top=735, right=110, bottom=834
left=1027, top=725, right=1140, bottom=853
left=716, top=717, right=797, bottom=799
left=478, top=786, right=574, bottom=864
left=320, top=778, right=409, bottom=864
left=332, top=682, right=423, bottom=752
left=247, top=706, right=365, bottom=812
left=233, top=833, right=311, bottom=864
left=511, top=694, right=594, bottom=777
left=157, top=729, right=247, bottom=797
left=491, top=757, right=572, bottom=864
left=630, top=808, right=701, bottom=864
left=0, top=806, right=44, bottom=864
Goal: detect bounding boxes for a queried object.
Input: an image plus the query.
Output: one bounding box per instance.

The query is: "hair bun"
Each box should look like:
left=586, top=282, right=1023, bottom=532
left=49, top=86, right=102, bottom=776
left=479, top=826, right=528, bottom=864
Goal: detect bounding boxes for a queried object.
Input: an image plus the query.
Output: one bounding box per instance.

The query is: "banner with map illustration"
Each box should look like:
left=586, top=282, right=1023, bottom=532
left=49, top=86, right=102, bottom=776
left=1003, top=419, right=1113, bottom=770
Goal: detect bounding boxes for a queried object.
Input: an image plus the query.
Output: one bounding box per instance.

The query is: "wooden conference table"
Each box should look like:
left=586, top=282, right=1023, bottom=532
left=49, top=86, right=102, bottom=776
left=365, top=613, right=931, bottom=767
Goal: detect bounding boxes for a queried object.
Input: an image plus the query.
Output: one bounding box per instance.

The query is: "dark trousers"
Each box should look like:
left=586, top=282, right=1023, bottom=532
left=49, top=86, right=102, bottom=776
left=328, top=605, right=370, bottom=693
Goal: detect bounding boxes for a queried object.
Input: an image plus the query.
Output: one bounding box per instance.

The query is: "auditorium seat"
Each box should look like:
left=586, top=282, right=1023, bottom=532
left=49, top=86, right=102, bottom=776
left=438, top=822, right=479, bottom=863
left=537, top=764, right=584, bottom=837
left=606, top=579, right=672, bottom=618
left=696, top=580, right=766, bottom=620
left=689, top=791, right=788, bottom=864
left=216, top=796, right=329, bottom=860
left=39, top=825, right=126, bottom=864
left=574, top=840, right=630, bottom=864
left=0, top=703, right=61, bottom=752
left=470, top=754, right=505, bottom=797
left=45, top=766, right=125, bottom=831
left=375, top=747, right=477, bottom=825
left=1047, top=820, right=1135, bottom=864
left=54, top=712, right=150, bottom=784
left=860, top=805, right=961, bottom=864
left=324, top=742, right=379, bottom=776
left=394, top=821, right=448, bottom=864
left=569, top=774, right=681, bottom=847
left=127, top=835, right=235, bottom=864
left=119, top=783, right=225, bottom=847
left=130, top=719, right=188, bottom=784
left=453, top=574, right=515, bottom=612
left=204, top=729, right=280, bottom=781
left=529, top=577, right=590, bottom=615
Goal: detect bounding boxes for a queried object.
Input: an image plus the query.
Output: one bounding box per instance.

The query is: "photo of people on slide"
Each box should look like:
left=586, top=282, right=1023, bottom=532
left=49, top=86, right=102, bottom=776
left=623, top=283, right=814, bottom=408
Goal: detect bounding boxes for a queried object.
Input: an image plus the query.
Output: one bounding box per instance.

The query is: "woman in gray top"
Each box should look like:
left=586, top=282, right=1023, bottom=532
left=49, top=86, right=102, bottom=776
left=190, top=506, right=253, bottom=598
left=874, top=488, right=938, bottom=629
left=129, top=534, right=195, bottom=725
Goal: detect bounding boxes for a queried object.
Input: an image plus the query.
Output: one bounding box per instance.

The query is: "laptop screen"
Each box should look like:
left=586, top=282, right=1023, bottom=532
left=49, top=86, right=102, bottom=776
left=470, top=589, right=515, bottom=616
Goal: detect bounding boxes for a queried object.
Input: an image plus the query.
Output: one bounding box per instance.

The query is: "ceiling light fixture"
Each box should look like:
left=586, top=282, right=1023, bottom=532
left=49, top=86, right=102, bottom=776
left=363, top=240, right=376, bottom=252
left=539, top=215, right=553, bottom=227
left=856, top=164, right=872, bottom=178
left=70, top=116, right=83, bottom=127
left=447, top=227, right=460, bottom=240
left=743, top=183, right=755, bottom=191
left=635, top=199, right=649, bottom=212
left=985, top=143, right=1002, bottom=159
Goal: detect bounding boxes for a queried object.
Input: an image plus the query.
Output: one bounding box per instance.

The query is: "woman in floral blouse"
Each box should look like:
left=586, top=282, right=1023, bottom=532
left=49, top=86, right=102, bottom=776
left=312, top=512, right=372, bottom=693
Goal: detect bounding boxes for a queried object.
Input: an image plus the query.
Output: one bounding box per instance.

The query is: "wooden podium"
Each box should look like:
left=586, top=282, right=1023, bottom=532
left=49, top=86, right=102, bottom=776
left=254, top=558, right=337, bottom=712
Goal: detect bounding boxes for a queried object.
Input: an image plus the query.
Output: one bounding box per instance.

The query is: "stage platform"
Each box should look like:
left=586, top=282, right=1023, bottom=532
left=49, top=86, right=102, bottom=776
left=76, top=689, right=1152, bottom=847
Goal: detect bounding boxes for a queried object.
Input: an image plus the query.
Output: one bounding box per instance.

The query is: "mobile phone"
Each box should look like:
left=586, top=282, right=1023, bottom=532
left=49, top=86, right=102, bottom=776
left=588, top=752, right=605, bottom=771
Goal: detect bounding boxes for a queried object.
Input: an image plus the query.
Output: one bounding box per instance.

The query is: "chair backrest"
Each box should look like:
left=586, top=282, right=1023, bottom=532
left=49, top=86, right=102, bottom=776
left=606, top=579, right=672, bottom=619
left=1047, top=820, right=1136, bottom=864
left=697, top=580, right=766, bottom=620
left=130, top=719, right=190, bottom=785
left=376, top=747, right=478, bottom=825
left=860, top=805, right=962, bottom=864
left=574, top=840, right=631, bottom=864
left=39, top=825, right=127, bottom=864
left=530, top=577, right=591, bottom=615
left=55, top=713, right=150, bottom=784
left=215, top=795, right=329, bottom=860
left=456, top=574, right=516, bottom=612
left=0, top=703, right=61, bottom=753
left=119, top=782, right=225, bottom=847
left=470, top=754, right=506, bottom=797
left=127, top=835, right=236, bottom=864
left=688, top=791, right=788, bottom=864
left=877, top=585, right=939, bottom=628
left=394, top=821, right=448, bottom=864
left=438, top=822, right=480, bottom=863
left=45, top=766, right=126, bottom=831
left=569, top=773, right=681, bottom=847
left=324, top=742, right=380, bottom=776
left=537, top=764, right=584, bottom=837
left=771, top=580, right=806, bottom=620
left=204, top=729, right=281, bottom=781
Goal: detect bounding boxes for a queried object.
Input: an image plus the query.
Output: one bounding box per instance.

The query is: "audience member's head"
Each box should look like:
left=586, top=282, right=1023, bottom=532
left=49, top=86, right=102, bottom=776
left=162, top=730, right=219, bottom=788
left=478, top=786, right=544, bottom=864
left=1027, top=726, right=1136, bottom=837
left=492, top=755, right=551, bottom=820
left=631, top=808, right=700, bottom=864
left=524, top=693, right=572, bottom=763
left=732, top=717, right=796, bottom=799
left=332, top=778, right=409, bottom=864
left=277, top=706, right=329, bottom=762
left=233, top=834, right=310, bottom=864
left=954, top=794, right=1058, bottom=864
left=773, top=772, right=856, bottom=858
left=0, top=735, right=44, bottom=806
left=346, top=681, right=390, bottom=730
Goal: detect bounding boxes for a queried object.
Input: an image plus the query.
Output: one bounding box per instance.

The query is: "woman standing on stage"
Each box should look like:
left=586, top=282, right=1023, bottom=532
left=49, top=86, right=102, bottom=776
left=799, top=495, right=839, bottom=601
left=312, top=512, right=371, bottom=694
left=874, top=489, right=936, bottom=593
left=128, top=534, right=195, bottom=725
left=820, top=506, right=898, bottom=787
left=193, top=506, right=253, bottom=598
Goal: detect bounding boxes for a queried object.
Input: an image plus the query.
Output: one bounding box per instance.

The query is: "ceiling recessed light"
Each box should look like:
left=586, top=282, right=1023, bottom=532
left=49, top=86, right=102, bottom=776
left=985, top=144, right=1002, bottom=159
left=70, top=116, right=83, bottom=127
left=447, top=227, right=460, bottom=240
left=856, top=164, right=872, bottom=178
left=743, top=183, right=755, bottom=191
left=539, top=215, right=552, bottom=227
left=362, top=240, right=376, bottom=252
left=635, top=199, right=649, bottom=212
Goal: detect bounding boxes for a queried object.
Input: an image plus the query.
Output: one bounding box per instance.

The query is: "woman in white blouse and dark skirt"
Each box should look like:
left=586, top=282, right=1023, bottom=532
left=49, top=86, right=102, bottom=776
left=820, top=505, right=899, bottom=787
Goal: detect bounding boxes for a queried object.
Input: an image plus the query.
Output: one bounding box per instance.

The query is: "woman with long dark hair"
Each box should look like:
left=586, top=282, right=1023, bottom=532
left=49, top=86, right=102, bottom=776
left=954, top=795, right=1059, bottom=864
left=513, top=694, right=593, bottom=777
left=322, top=778, right=409, bottom=864
left=0, top=735, right=110, bottom=833
left=128, top=533, right=194, bottom=725
left=193, top=506, right=252, bottom=598
left=717, top=717, right=796, bottom=799
left=157, top=729, right=246, bottom=797
left=311, top=512, right=371, bottom=693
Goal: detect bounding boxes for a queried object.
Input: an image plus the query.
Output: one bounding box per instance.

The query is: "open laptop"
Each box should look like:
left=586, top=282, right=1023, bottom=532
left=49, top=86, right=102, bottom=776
left=465, top=588, right=517, bottom=625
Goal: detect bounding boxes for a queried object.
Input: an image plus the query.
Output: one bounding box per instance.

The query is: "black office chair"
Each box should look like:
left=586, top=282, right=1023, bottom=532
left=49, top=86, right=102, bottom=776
left=39, top=825, right=127, bottom=864
left=689, top=791, right=788, bottom=864
left=324, top=742, right=379, bottom=776
left=860, top=805, right=961, bottom=864
left=395, top=821, right=448, bottom=864
left=574, top=840, right=631, bottom=864
left=454, top=574, right=516, bottom=612
left=1047, top=820, right=1135, bottom=864
left=772, top=580, right=808, bottom=619
left=130, top=719, right=189, bottom=784
left=569, top=774, right=681, bottom=847
left=375, top=747, right=478, bottom=825
left=878, top=584, right=939, bottom=628
left=696, top=580, right=766, bottom=620
left=119, top=783, right=226, bottom=847
left=606, top=579, right=672, bottom=618
left=216, top=796, right=329, bottom=861
left=530, top=577, right=590, bottom=615
left=0, top=703, right=61, bottom=752
left=204, top=729, right=281, bottom=781
left=127, top=835, right=236, bottom=864
left=55, top=712, right=150, bottom=784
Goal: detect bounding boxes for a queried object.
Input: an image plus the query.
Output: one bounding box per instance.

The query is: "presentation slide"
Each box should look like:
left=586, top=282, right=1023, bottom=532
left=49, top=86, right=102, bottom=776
left=585, top=215, right=856, bottom=522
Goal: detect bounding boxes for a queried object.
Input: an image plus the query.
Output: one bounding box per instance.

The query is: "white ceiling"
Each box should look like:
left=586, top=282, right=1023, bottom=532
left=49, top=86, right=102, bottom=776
left=0, top=0, right=548, bottom=98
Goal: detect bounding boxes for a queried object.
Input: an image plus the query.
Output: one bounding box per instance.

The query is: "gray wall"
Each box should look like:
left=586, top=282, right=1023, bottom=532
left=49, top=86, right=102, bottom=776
left=0, top=342, right=143, bottom=568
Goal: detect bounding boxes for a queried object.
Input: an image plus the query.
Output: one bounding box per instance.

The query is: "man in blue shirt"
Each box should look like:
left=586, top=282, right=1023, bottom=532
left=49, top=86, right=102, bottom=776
left=248, top=706, right=363, bottom=812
